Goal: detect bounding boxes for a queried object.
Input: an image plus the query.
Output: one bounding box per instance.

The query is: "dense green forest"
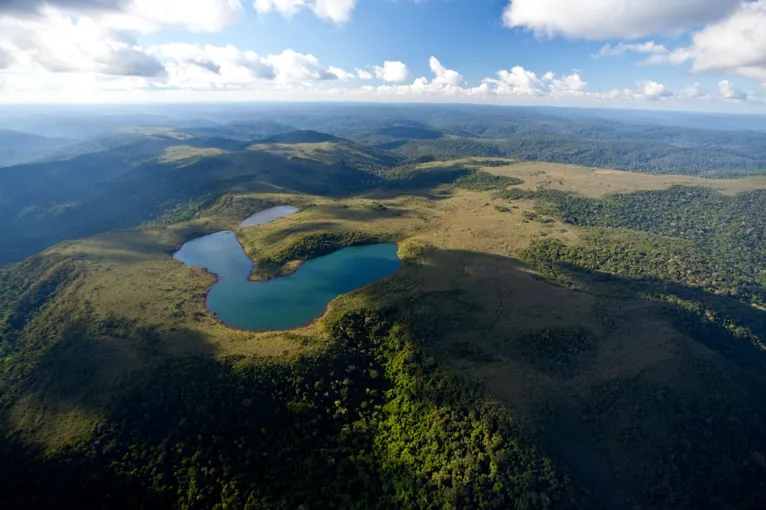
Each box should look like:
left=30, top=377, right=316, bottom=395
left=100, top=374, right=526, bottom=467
left=391, top=136, right=766, bottom=176
left=0, top=302, right=583, bottom=509
left=504, top=186, right=765, bottom=340
left=507, top=186, right=766, bottom=279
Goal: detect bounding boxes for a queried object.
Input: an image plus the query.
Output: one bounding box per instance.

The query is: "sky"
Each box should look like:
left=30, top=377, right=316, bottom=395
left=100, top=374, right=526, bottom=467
left=0, top=0, right=765, bottom=111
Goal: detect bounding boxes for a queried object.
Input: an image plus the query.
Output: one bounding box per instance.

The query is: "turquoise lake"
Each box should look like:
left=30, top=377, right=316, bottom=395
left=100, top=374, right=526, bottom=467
left=174, top=208, right=400, bottom=331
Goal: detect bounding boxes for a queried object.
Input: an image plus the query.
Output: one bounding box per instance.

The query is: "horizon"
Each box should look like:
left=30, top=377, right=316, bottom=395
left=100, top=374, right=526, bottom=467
left=0, top=1, right=764, bottom=112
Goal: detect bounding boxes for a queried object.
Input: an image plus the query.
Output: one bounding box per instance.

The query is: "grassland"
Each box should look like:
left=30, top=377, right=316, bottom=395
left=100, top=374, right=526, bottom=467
left=2, top=162, right=765, bottom=508
left=476, top=159, right=766, bottom=196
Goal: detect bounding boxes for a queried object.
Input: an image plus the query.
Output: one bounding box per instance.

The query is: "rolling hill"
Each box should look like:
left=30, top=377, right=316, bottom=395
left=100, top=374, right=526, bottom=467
left=0, top=129, right=73, bottom=167
left=0, top=131, right=401, bottom=266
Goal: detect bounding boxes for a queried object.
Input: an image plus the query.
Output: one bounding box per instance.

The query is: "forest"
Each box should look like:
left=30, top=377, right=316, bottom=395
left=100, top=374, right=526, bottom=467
left=0, top=302, right=583, bottom=509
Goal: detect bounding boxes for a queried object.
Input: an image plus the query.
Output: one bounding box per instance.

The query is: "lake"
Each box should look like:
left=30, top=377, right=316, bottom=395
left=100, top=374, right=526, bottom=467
left=174, top=207, right=400, bottom=331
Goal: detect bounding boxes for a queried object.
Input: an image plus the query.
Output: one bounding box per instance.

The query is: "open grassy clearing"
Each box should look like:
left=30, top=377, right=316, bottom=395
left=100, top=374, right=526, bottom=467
left=476, top=160, right=766, bottom=196
left=157, top=145, right=228, bottom=164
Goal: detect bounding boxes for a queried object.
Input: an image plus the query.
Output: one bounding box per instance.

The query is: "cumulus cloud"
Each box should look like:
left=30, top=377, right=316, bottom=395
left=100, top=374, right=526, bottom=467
left=428, top=56, right=465, bottom=87
left=638, top=80, right=671, bottom=100
left=374, top=61, right=409, bottom=83
left=646, top=1, right=766, bottom=85
left=356, top=68, right=680, bottom=105
left=677, top=82, right=706, bottom=99
left=265, top=49, right=335, bottom=82
left=329, top=66, right=354, bottom=80
left=493, top=66, right=545, bottom=95
left=503, top=0, right=741, bottom=40
left=482, top=66, right=587, bottom=97
left=547, top=71, right=587, bottom=94
left=355, top=68, right=373, bottom=80
left=191, top=59, right=222, bottom=74
left=152, top=44, right=341, bottom=87
left=0, top=0, right=244, bottom=32
left=719, top=80, right=746, bottom=101
left=253, top=0, right=357, bottom=24
left=0, top=13, right=166, bottom=77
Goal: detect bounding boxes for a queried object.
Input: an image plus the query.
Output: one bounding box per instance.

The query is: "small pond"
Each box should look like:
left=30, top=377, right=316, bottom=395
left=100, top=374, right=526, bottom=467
left=239, top=205, right=300, bottom=228
left=174, top=207, right=400, bottom=331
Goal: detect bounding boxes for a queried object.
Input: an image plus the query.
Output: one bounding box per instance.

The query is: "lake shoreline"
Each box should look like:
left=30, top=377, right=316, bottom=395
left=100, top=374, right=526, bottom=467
left=174, top=206, right=401, bottom=333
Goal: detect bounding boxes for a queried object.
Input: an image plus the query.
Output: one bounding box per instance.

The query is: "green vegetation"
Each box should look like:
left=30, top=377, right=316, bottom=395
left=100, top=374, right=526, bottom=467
left=0, top=302, right=582, bottom=509
left=453, top=171, right=524, bottom=191
left=382, top=163, right=472, bottom=190
left=469, top=159, right=517, bottom=168
left=3, top=115, right=766, bottom=509
left=0, top=134, right=391, bottom=266
left=512, top=186, right=766, bottom=278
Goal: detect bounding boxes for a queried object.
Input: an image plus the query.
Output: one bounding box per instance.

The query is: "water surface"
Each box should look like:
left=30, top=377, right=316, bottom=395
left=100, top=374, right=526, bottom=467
left=239, top=206, right=299, bottom=228
left=174, top=215, right=400, bottom=331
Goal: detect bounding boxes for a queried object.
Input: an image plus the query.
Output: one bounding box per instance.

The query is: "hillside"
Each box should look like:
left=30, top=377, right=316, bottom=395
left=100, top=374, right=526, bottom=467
left=0, top=132, right=398, bottom=266
left=261, top=129, right=348, bottom=144
left=199, top=104, right=766, bottom=176
left=246, top=133, right=404, bottom=176
left=0, top=155, right=765, bottom=508
left=0, top=130, right=73, bottom=167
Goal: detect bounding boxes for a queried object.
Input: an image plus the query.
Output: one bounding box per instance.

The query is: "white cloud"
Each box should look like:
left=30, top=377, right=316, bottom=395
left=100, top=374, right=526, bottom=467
left=677, top=82, right=706, bottom=99
left=647, top=1, right=766, bottom=85
left=253, top=0, right=357, bottom=24
left=638, top=80, right=671, bottom=99
left=503, top=0, right=741, bottom=40
left=312, top=0, right=356, bottom=24
left=126, top=0, right=244, bottom=32
left=548, top=72, right=587, bottom=93
left=0, top=0, right=244, bottom=32
left=478, top=66, right=591, bottom=98
left=0, top=0, right=123, bottom=15
left=0, top=13, right=166, bottom=77
left=355, top=67, right=373, bottom=80
left=596, top=41, right=670, bottom=58
left=154, top=43, right=274, bottom=88
left=1, top=48, right=758, bottom=110
left=265, top=49, right=335, bottom=82
left=719, top=80, right=746, bottom=101
left=493, top=66, right=544, bottom=95
left=0, top=47, right=14, bottom=69
left=152, top=44, right=340, bottom=87
left=329, top=66, right=354, bottom=80
left=428, top=56, right=465, bottom=86
left=374, top=61, right=409, bottom=83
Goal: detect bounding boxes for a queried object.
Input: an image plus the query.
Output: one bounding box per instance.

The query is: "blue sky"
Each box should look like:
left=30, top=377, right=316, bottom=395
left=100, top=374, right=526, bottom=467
left=0, top=0, right=764, bottom=111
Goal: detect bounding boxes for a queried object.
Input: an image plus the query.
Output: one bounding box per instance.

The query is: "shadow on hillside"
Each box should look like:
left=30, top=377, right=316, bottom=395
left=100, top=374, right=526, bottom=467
left=3, top=314, right=216, bottom=441
left=350, top=247, right=766, bottom=510
left=554, top=261, right=766, bottom=375
left=1, top=321, right=431, bottom=509
left=0, top=431, right=164, bottom=510
left=5, top=246, right=766, bottom=509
